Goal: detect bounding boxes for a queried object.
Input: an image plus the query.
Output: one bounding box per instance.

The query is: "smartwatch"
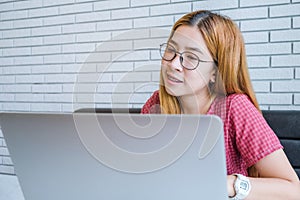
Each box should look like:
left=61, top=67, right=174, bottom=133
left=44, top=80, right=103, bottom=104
left=229, top=174, right=251, bottom=200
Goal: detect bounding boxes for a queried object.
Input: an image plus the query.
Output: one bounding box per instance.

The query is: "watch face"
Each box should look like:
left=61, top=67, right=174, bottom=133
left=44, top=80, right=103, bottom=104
left=240, top=181, right=249, bottom=191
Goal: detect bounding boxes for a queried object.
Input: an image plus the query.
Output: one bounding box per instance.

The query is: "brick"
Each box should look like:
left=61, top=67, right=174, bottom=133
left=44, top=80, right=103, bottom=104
left=152, top=71, right=160, bottom=82
left=246, top=43, right=291, bottom=56
left=32, top=45, right=61, bottom=55
left=16, top=75, right=44, bottom=83
left=76, top=11, right=110, bottom=23
left=44, top=94, right=73, bottom=102
left=2, top=102, right=31, bottom=111
left=131, top=0, right=168, bottom=7
left=112, top=50, right=150, bottom=62
left=294, top=17, right=300, bottom=28
left=0, top=21, right=13, bottom=30
left=97, top=83, right=134, bottom=93
left=13, top=0, right=43, bottom=10
left=256, top=93, right=292, bottom=105
left=0, top=165, right=15, bottom=175
left=295, top=94, right=300, bottom=104
left=75, top=52, right=111, bottom=63
left=270, top=4, right=300, bottom=17
left=150, top=3, right=191, bottom=16
left=62, top=43, right=95, bottom=53
left=249, top=68, right=293, bottom=80
left=94, top=0, right=129, bottom=11
left=15, top=94, right=44, bottom=102
left=14, top=56, right=43, bottom=65
left=112, top=28, right=150, bottom=40
left=2, top=47, right=31, bottom=57
left=113, top=71, right=151, bottom=82
left=76, top=73, right=101, bottom=83
left=271, top=29, right=300, bottom=42
left=0, top=10, right=27, bottom=20
left=134, top=38, right=165, bottom=50
left=0, top=94, right=14, bottom=101
left=241, top=18, right=291, bottom=32
left=272, top=80, right=300, bottom=92
left=44, top=15, right=75, bottom=26
left=240, top=0, right=290, bottom=7
left=31, top=103, right=61, bottom=112
left=76, top=32, right=111, bottom=43
left=45, top=74, right=76, bottom=83
left=103, top=62, right=134, bottom=72
left=2, top=66, right=31, bottom=75
left=269, top=105, right=300, bottom=110
left=112, top=7, right=149, bottom=20
left=2, top=85, right=31, bottom=93
left=59, top=2, right=92, bottom=14
left=134, top=82, right=159, bottom=93
left=44, top=54, right=75, bottom=64
left=0, top=2, right=13, bottom=12
left=75, top=93, right=98, bottom=103
left=134, top=16, right=173, bottom=28
left=271, top=55, right=300, bottom=67
left=296, top=68, right=300, bottom=79
left=220, top=7, right=268, bottom=20
left=43, top=0, right=74, bottom=7
left=0, top=39, right=13, bottom=48
left=243, top=32, right=269, bottom=44
left=96, top=40, right=132, bottom=52
left=32, top=26, right=62, bottom=36
left=294, top=42, right=300, bottom=53
left=3, top=157, right=13, bottom=165
left=252, top=81, right=271, bottom=92
left=29, top=6, right=59, bottom=17
left=193, top=0, right=238, bottom=10
left=13, top=37, right=43, bottom=47
left=97, top=19, right=133, bottom=31
left=32, top=65, right=62, bottom=74
left=62, top=63, right=97, bottom=73
left=13, top=19, right=43, bottom=28
left=0, top=75, right=15, bottom=84
left=32, top=84, right=62, bottom=93
left=44, top=34, right=76, bottom=45
left=0, top=57, right=14, bottom=66
left=2, top=28, right=30, bottom=39
left=62, top=23, right=96, bottom=34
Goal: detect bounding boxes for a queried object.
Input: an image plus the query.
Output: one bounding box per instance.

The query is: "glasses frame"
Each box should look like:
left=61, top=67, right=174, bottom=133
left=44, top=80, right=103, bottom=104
left=159, top=43, right=214, bottom=70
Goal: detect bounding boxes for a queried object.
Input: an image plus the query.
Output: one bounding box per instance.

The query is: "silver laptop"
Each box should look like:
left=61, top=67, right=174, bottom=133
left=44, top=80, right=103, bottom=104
left=0, top=112, right=227, bottom=200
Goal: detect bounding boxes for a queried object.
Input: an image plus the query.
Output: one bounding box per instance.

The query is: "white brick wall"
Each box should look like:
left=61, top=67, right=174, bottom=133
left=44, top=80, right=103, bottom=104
left=0, top=0, right=300, bottom=175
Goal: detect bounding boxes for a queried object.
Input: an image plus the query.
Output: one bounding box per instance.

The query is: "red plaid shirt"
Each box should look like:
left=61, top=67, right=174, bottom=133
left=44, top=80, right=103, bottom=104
left=141, top=90, right=283, bottom=176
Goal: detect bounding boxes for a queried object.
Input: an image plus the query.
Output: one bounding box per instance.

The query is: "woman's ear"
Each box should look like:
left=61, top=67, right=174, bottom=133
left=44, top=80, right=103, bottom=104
left=209, top=68, right=217, bottom=84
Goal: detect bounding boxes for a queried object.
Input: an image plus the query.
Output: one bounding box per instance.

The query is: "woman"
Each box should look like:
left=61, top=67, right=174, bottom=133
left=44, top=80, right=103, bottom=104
left=141, top=10, right=300, bottom=199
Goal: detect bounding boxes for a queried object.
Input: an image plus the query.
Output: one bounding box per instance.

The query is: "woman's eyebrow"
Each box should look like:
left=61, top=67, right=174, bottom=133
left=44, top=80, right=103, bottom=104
left=186, top=47, right=205, bottom=55
left=169, top=39, right=205, bottom=55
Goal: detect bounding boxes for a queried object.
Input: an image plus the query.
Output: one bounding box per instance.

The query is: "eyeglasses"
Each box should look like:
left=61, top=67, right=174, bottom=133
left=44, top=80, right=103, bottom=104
left=159, top=43, right=214, bottom=70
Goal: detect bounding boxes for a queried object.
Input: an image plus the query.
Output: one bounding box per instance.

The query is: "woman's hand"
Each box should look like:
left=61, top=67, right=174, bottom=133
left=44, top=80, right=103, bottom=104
left=227, top=174, right=237, bottom=197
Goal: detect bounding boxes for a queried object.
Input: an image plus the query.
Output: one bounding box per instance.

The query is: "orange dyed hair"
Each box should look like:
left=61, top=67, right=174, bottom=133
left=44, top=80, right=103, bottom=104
left=159, top=10, right=260, bottom=114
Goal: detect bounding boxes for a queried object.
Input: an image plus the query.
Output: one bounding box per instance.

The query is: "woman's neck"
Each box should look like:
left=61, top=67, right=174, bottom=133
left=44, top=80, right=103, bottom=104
left=178, top=93, right=214, bottom=114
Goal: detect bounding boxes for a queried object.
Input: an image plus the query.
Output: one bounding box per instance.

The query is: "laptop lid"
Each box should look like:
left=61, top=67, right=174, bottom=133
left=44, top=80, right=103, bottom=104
left=0, top=112, right=227, bottom=200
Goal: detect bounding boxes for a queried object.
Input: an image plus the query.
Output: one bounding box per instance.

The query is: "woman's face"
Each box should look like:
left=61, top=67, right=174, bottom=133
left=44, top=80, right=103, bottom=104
left=161, top=25, right=216, bottom=98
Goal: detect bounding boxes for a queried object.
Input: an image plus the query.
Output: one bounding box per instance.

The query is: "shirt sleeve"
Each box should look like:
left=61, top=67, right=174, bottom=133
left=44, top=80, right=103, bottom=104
left=230, top=95, right=283, bottom=168
left=141, top=90, right=161, bottom=114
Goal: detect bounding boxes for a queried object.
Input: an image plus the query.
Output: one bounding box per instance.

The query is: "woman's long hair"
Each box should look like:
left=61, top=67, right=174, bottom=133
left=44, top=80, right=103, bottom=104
left=159, top=10, right=260, bottom=114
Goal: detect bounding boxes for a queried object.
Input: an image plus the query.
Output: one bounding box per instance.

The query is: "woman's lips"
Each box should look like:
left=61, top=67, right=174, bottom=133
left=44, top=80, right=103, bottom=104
left=166, top=73, right=183, bottom=83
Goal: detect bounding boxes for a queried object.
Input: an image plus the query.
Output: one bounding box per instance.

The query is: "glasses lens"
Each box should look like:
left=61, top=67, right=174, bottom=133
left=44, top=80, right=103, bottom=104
left=182, top=52, right=200, bottom=70
left=160, top=43, right=175, bottom=61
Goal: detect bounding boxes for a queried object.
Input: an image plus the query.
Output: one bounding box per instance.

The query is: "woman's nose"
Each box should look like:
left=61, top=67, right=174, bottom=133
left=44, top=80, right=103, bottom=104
left=169, top=54, right=183, bottom=71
